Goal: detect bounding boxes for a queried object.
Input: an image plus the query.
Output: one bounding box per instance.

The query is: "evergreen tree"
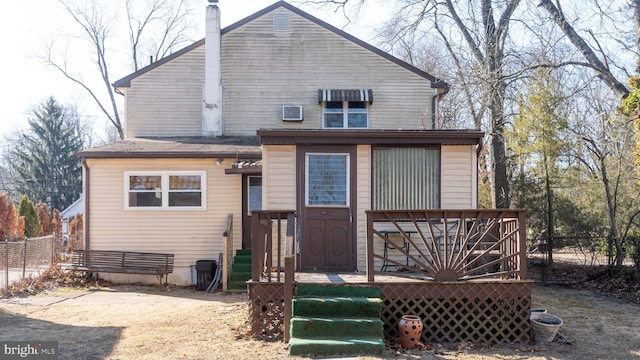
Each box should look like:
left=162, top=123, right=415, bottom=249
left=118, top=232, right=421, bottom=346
left=8, top=97, right=84, bottom=211
left=619, top=76, right=640, bottom=180
left=507, top=68, right=569, bottom=263
left=18, top=195, right=41, bottom=238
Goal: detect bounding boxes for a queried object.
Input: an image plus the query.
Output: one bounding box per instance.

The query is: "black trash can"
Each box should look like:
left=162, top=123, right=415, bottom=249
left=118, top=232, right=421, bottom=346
left=195, top=260, right=216, bottom=290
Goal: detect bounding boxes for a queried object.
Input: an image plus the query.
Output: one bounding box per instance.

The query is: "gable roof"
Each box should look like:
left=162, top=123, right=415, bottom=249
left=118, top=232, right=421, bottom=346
left=61, top=195, right=83, bottom=219
left=113, top=1, right=448, bottom=91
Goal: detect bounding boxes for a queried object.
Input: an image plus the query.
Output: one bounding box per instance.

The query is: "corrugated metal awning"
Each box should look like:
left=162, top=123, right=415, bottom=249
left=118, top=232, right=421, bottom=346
left=318, top=89, right=373, bottom=104
left=224, top=159, right=262, bottom=175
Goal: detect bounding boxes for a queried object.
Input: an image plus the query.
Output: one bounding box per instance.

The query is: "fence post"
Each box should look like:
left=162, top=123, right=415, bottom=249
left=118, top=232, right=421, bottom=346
left=52, top=233, right=56, bottom=264
left=4, top=240, right=8, bottom=289
left=22, top=238, right=28, bottom=278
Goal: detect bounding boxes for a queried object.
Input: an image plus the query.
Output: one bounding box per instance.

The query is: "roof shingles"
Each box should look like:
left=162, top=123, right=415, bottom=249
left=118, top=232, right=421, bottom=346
left=78, top=136, right=261, bottom=159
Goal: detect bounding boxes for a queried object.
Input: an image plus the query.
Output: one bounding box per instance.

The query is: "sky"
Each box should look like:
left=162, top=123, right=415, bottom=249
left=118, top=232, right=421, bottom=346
left=0, top=1, right=390, bottom=142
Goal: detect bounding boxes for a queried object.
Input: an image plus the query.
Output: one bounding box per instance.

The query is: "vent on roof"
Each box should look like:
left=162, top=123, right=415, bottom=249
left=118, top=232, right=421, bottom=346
left=282, top=105, right=303, bottom=121
left=274, top=12, right=290, bottom=31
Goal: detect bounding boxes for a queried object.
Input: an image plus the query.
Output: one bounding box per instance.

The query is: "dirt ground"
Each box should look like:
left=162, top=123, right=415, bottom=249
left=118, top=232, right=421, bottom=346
left=1, top=282, right=639, bottom=360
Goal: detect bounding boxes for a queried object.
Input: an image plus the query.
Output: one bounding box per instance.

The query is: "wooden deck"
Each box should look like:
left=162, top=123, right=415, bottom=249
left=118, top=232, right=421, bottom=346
left=248, top=272, right=532, bottom=344
left=247, top=209, right=531, bottom=344
left=270, top=271, right=531, bottom=284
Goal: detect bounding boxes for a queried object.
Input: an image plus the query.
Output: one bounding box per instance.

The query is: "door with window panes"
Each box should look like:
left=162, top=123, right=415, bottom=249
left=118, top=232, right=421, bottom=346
left=297, top=146, right=356, bottom=271
left=242, top=175, right=262, bottom=249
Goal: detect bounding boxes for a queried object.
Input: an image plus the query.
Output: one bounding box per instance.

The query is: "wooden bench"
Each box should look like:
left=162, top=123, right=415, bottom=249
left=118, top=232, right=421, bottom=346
left=69, top=250, right=175, bottom=285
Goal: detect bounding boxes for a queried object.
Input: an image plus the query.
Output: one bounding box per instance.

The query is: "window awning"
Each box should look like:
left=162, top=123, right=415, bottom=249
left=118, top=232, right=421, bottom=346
left=224, top=160, right=262, bottom=175
left=318, top=89, right=373, bottom=104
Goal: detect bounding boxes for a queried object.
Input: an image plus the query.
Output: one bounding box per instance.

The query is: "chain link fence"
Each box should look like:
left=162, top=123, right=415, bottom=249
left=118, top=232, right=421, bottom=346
left=527, top=236, right=635, bottom=283
left=1, top=235, right=57, bottom=289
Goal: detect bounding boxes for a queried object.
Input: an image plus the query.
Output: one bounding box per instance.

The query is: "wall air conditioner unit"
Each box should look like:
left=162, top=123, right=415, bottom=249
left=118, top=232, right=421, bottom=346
left=282, top=105, right=303, bottom=121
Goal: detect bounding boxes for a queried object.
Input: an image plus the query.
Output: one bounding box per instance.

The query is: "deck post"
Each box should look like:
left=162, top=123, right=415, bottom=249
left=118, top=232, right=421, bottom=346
left=251, top=214, right=262, bottom=281
left=265, top=216, right=273, bottom=282
left=518, top=210, right=527, bottom=279
left=366, top=211, right=374, bottom=282
left=276, top=216, right=282, bottom=282
left=283, top=256, right=294, bottom=343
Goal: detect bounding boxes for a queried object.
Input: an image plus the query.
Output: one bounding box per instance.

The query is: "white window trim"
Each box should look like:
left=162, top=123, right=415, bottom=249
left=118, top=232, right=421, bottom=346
left=124, top=171, right=207, bottom=210
left=322, top=101, right=369, bottom=129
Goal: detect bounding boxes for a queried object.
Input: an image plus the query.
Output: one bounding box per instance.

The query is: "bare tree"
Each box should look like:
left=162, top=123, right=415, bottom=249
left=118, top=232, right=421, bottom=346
left=537, top=0, right=630, bottom=98
left=634, top=0, right=640, bottom=71
left=571, top=83, right=637, bottom=266
left=43, top=0, right=199, bottom=140
left=309, top=0, right=522, bottom=208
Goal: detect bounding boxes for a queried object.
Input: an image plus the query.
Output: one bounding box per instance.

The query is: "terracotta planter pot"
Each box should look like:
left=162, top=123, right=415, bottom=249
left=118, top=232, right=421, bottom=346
left=398, top=315, right=423, bottom=349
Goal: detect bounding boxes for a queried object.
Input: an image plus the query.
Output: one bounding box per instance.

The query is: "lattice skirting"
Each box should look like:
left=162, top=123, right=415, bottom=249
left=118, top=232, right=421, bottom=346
left=248, top=282, right=287, bottom=341
left=379, top=282, right=531, bottom=344
left=248, top=281, right=531, bottom=344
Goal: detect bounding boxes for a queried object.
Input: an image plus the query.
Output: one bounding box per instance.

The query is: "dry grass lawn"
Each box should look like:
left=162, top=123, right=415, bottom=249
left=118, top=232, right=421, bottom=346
left=0, top=283, right=639, bottom=359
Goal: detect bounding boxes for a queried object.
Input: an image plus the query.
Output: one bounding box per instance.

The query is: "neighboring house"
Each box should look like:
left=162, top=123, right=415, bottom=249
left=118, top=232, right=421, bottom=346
left=78, top=1, right=483, bottom=285
left=60, top=194, right=83, bottom=237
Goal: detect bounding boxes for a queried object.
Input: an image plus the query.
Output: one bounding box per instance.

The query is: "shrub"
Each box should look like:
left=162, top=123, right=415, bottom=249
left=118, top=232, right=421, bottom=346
left=17, top=195, right=41, bottom=238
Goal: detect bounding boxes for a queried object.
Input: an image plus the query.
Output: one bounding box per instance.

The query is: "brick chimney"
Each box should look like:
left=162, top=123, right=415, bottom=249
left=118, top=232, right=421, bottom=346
left=202, top=2, right=222, bottom=136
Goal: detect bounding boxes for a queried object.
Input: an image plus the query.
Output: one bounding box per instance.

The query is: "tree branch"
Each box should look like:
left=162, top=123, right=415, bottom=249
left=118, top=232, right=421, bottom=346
left=537, top=0, right=629, bottom=98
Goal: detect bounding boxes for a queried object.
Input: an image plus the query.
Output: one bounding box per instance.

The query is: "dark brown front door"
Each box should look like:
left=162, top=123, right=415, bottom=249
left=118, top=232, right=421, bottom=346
left=297, top=146, right=356, bottom=271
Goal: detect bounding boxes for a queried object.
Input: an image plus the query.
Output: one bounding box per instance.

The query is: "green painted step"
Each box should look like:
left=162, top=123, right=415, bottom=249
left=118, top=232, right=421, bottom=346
left=230, top=272, right=251, bottom=282
left=292, top=297, right=382, bottom=318
left=288, top=337, right=385, bottom=356
left=231, top=263, right=252, bottom=273
left=235, top=249, right=252, bottom=256
left=296, top=284, right=381, bottom=298
left=233, top=255, right=252, bottom=264
left=226, top=249, right=251, bottom=292
left=290, top=317, right=383, bottom=338
left=288, top=284, right=385, bottom=357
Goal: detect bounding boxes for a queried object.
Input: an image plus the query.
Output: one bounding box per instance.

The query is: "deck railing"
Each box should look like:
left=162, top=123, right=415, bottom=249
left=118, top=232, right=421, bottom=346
left=222, top=214, right=233, bottom=292
left=366, top=209, right=527, bottom=282
left=250, top=208, right=527, bottom=343
left=250, top=210, right=297, bottom=283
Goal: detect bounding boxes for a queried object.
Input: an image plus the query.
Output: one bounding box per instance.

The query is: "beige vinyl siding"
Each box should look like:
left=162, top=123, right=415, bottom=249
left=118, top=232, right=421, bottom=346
left=440, top=145, right=477, bottom=209
left=222, top=8, right=436, bottom=135
left=122, top=6, right=436, bottom=139
left=125, top=49, right=205, bottom=138
left=355, top=145, right=371, bottom=270
left=262, top=145, right=296, bottom=210
left=261, top=145, right=296, bottom=268
left=85, top=158, right=242, bottom=285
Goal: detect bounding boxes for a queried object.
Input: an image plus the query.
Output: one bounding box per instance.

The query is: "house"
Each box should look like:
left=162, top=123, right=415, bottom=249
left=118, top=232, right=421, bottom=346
left=78, top=1, right=529, bottom=345
left=60, top=194, right=83, bottom=238
left=78, top=0, right=482, bottom=284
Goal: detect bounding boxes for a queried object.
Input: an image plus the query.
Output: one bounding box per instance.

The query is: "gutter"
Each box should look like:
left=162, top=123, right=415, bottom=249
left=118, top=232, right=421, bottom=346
left=77, top=151, right=262, bottom=159
left=82, top=158, right=90, bottom=250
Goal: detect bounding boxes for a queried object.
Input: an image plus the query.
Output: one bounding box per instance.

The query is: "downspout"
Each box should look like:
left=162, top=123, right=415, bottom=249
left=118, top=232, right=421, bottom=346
left=431, top=95, right=437, bottom=129
left=82, top=158, right=90, bottom=249
left=476, top=142, right=484, bottom=209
